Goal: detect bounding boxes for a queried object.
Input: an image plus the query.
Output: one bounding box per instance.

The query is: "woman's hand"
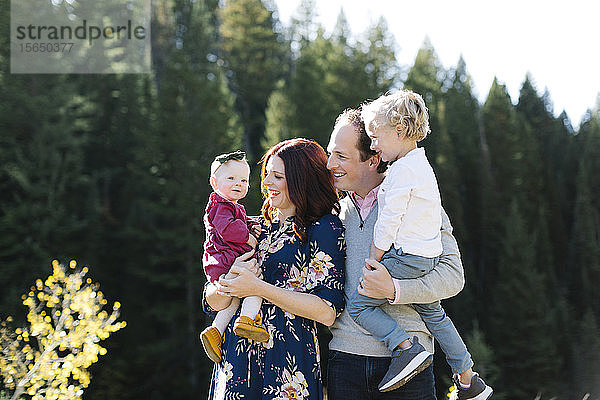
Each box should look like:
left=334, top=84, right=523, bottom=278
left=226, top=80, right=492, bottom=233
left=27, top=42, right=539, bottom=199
left=205, top=250, right=258, bottom=310
left=230, top=249, right=261, bottom=277
left=218, top=249, right=335, bottom=326
left=217, top=265, right=265, bottom=298
left=358, top=258, right=395, bottom=300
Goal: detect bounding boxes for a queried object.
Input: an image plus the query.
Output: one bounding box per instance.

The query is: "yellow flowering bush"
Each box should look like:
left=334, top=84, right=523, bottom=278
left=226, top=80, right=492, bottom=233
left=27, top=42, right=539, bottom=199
left=447, top=384, right=457, bottom=400
left=0, top=260, right=126, bottom=400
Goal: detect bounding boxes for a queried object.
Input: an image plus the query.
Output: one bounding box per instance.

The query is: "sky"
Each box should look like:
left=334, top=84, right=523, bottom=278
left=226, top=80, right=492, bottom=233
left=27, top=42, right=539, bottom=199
left=273, top=0, right=600, bottom=127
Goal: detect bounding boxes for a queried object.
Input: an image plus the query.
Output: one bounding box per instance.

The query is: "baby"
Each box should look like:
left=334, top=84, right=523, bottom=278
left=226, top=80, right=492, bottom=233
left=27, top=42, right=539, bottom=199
left=347, top=91, right=492, bottom=399
left=200, top=151, right=268, bottom=363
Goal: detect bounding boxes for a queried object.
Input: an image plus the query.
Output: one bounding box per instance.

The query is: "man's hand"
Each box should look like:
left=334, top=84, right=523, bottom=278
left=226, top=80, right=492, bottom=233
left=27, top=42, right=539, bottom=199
left=358, top=258, right=395, bottom=300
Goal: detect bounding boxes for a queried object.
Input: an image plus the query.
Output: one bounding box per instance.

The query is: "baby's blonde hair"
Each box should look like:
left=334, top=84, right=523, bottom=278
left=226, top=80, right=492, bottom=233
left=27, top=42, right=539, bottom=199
left=362, top=90, right=431, bottom=141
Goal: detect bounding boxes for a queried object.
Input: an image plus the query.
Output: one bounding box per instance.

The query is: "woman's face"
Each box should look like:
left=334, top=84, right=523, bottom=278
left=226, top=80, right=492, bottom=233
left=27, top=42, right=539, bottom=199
left=263, top=155, right=295, bottom=218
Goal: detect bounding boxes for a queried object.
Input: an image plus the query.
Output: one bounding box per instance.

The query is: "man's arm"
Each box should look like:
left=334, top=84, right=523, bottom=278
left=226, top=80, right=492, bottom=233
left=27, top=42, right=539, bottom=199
left=359, top=208, right=464, bottom=304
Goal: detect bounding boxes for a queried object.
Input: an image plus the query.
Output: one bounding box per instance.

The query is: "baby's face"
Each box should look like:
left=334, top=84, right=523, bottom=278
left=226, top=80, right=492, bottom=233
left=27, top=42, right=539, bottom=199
left=212, top=160, right=250, bottom=202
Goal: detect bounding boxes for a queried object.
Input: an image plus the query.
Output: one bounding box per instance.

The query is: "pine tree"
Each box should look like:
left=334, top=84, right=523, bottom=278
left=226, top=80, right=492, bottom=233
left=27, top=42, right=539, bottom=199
left=80, top=1, right=242, bottom=398
left=440, top=57, right=482, bottom=325
left=0, top=70, right=96, bottom=321
left=263, top=82, right=298, bottom=148
left=464, top=322, right=501, bottom=397
left=403, top=38, right=445, bottom=160
left=402, top=41, right=463, bottom=240
left=443, top=57, right=481, bottom=249
left=271, top=12, right=398, bottom=148
left=478, top=78, right=522, bottom=301
left=358, top=17, right=399, bottom=96
left=489, top=201, right=560, bottom=399
left=571, top=309, right=600, bottom=399
left=218, top=0, right=289, bottom=161
left=289, top=0, right=319, bottom=47
left=124, top=1, right=240, bottom=398
left=568, top=158, right=600, bottom=316
left=516, top=77, right=572, bottom=283
left=77, top=74, right=160, bottom=400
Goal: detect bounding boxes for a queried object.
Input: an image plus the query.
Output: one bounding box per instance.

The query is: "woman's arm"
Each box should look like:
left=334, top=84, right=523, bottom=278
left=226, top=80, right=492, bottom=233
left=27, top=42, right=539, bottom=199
left=217, top=265, right=337, bottom=326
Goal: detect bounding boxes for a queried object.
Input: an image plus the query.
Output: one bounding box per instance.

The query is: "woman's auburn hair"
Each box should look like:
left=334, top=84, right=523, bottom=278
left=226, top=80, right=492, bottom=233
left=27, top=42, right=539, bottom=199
left=260, top=138, right=340, bottom=242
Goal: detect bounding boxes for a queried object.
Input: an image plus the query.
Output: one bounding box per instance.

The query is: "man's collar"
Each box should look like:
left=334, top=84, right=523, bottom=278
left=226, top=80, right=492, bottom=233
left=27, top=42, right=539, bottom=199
left=349, top=183, right=381, bottom=201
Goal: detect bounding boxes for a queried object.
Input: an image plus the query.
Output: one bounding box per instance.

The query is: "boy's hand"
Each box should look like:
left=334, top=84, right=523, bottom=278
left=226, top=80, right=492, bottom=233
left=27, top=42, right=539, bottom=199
left=251, top=224, right=261, bottom=237
left=247, top=233, right=258, bottom=248
left=369, top=242, right=386, bottom=261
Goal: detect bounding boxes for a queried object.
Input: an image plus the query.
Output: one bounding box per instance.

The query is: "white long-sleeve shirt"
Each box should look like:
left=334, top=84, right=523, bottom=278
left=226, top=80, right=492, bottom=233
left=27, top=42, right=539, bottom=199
left=374, top=147, right=443, bottom=258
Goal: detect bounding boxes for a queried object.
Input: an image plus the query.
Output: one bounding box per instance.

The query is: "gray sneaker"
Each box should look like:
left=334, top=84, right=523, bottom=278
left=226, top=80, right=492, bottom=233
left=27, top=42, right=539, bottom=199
left=378, top=337, right=433, bottom=392
left=453, top=373, right=493, bottom=400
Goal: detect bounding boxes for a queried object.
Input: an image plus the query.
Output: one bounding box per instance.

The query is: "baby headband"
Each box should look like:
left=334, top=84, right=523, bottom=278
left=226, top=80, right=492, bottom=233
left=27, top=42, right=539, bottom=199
left=214, top=150, right=246, bottom=164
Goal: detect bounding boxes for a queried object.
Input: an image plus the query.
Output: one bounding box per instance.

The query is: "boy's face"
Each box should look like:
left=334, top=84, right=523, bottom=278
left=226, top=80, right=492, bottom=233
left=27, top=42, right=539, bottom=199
left=365, top=119, right=402, bottom=162
left=211, top=160, right=250, bottom=202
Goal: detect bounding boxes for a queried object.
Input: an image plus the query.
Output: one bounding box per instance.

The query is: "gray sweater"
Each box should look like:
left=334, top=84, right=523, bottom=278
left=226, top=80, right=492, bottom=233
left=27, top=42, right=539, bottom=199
left=329, top=195, right=465, bottom=356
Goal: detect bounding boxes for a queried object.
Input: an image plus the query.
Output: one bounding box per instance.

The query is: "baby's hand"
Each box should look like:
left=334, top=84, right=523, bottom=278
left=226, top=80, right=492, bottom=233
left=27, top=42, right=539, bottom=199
left=247, top=233, right=258, bottom=248
left=251, top=224, right=261, bottom=237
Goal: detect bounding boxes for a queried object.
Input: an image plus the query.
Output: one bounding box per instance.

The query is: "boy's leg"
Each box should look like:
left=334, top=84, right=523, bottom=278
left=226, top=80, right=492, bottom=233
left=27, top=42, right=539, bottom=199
left=348, top=287, right=411, bottom=352
left=348, top=246, right=457, bottom=354
left=373, top=248, right=439, bottom=391
left=416, top=304, right=492, bottom=399
left=384, top=249, right=474, bottom=375
left=347, top=246, right=437, bottom=352
left=413, top=301, right=473, bottom=375
left=381, top=248, right=437, bottom=280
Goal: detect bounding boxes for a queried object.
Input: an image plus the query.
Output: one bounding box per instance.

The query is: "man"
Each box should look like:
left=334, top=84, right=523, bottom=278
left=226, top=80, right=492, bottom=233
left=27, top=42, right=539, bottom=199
left=326, top=108, right=465, bottom=399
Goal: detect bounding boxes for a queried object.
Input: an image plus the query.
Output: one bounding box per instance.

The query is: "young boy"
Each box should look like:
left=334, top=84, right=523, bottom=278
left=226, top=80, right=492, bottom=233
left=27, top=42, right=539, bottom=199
left=346, top=91, right=492, bottom=399
left=200, top=151, right=268, bottom=363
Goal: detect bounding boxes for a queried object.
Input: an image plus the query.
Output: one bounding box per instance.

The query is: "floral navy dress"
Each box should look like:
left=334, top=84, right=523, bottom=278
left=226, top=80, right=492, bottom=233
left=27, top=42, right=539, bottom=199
left=207, top=213, right=345, bottom=400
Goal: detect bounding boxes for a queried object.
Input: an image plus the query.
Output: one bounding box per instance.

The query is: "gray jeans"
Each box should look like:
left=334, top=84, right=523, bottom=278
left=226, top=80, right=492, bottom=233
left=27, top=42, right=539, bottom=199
left=347, top=246, right=473, bottom=374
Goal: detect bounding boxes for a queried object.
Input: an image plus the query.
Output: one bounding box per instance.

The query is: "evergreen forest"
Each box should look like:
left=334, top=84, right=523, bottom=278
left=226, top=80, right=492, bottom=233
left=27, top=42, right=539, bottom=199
left=1, top=0, right=599, bottom=399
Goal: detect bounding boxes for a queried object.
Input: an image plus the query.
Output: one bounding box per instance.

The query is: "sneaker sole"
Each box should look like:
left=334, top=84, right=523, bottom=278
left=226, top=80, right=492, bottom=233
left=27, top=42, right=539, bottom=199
left=467, top=386, right=493, bottom=400
left=200, top=334, right=222, bottom=363
left=379, top=352, right=433, bottom=392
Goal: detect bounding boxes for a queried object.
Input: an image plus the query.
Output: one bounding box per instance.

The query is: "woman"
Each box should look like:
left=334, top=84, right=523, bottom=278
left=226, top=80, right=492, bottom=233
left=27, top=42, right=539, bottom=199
left=204, top=138, right=346, bottom=399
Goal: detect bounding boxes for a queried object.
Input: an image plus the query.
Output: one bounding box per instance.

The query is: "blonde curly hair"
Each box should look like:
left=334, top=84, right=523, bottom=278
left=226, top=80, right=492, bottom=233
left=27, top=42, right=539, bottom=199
left=361, top=90, right=431, bottom=142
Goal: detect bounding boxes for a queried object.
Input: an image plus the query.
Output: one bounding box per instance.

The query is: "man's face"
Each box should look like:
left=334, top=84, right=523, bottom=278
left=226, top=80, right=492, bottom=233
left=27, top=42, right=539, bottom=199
left=326, top=122, right=374, bottom=195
